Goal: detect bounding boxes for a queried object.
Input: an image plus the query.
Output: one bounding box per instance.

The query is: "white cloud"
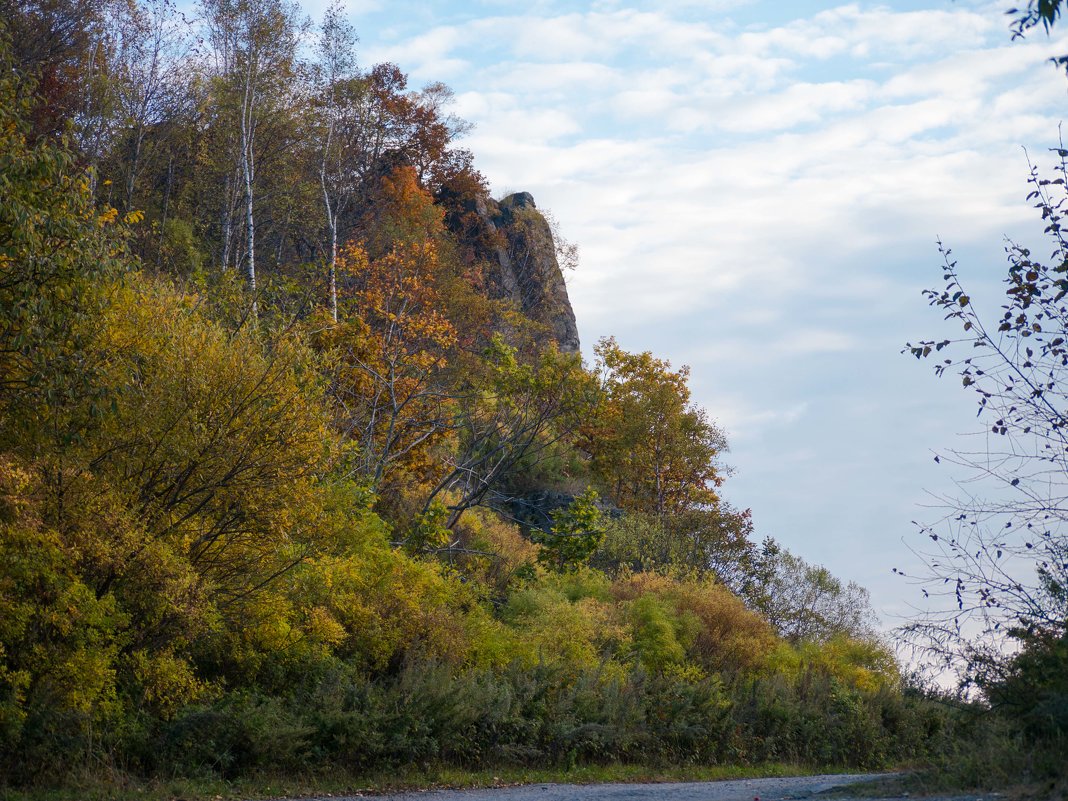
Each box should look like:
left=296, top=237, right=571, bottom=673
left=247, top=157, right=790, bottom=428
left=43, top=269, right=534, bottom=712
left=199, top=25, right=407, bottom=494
left=692, top=395, right=811, bottom=443
left=735, top=4, right=994, bottom=61
left=712, top=79, right=876, bottom=133
left=484, top=61, right=621, bottom=94
left=362, top=26, right=472, bottom=79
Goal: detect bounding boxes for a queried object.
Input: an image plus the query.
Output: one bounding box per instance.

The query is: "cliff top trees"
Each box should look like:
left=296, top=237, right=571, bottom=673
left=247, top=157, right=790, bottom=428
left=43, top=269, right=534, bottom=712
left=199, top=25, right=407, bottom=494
left=321, top=167, right=458, bottom=490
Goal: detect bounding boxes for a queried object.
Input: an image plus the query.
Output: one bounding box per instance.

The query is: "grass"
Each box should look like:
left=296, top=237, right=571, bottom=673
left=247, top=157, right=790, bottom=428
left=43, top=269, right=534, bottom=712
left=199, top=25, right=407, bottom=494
left=0, top=762, right=856, bottom=801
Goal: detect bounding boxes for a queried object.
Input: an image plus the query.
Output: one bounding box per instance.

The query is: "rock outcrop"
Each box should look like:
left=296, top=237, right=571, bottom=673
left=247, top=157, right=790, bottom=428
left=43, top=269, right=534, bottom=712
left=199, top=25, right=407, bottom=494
left=478, top=192, right=580, bottom=354
left=505, top=490, right=623, bottom=536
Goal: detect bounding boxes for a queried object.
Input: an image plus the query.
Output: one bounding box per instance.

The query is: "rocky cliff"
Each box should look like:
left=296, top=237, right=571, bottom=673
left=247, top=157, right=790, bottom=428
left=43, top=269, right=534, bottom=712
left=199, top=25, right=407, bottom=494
left=478, top=192, right=580, bottom=354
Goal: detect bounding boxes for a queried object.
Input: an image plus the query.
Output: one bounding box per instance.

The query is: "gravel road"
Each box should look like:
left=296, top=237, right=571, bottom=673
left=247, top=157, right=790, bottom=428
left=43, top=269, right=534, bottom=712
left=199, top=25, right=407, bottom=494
left=304, top=772, right=906, bottom=801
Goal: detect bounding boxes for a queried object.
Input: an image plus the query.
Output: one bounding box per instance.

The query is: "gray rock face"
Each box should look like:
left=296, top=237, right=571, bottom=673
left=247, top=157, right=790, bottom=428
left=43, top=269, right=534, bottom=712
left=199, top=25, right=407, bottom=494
left=480, top=192, right=580, bottom=354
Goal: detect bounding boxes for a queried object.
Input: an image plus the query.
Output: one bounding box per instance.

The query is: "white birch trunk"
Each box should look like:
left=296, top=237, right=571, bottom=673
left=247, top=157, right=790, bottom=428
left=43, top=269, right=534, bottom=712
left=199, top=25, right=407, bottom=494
left=240, top=52, right=258, bottom=320
left=321, top=126, right=338, bottom=322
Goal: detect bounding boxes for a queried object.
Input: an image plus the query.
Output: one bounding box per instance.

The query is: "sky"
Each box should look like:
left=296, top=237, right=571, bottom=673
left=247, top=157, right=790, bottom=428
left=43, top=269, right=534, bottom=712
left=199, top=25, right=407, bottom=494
left=316, top=0, right=1068, bottom=630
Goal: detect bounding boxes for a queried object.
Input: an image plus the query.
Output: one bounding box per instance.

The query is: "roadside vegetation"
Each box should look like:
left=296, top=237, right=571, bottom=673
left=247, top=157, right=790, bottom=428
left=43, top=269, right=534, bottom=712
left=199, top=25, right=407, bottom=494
left=898, top=2, right=1068, bottom=792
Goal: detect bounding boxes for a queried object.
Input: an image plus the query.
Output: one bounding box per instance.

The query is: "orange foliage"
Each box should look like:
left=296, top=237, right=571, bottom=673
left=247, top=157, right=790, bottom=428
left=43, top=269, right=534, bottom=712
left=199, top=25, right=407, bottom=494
left=320, top=168, right=459, bottom=488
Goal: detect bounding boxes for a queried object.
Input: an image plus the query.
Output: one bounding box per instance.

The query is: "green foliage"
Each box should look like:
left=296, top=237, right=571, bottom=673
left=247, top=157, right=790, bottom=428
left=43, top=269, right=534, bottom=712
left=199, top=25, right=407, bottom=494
left=593, top=506, right=757, bottom=592
left=629, top=595, right=688, bottom=672
left=157, top=218, right=205, bottom=276
left=408, top=501, right=454, bottom=551
left=430, top=335, right=598, bottom=528
left=744, top=538, right=878, bottom=644
left=532, top=488, right=606, bottom=571
left=981, top=627, right=1068, bottom=742
left=0, top=54, right=129, bottom=443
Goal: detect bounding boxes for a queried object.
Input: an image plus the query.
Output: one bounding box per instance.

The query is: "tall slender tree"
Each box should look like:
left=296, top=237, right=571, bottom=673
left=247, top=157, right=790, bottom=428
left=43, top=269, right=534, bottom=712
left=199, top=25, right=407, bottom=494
left=313, top=1, right=357, bottom=322
left=201, top=0, right=305, bottom=316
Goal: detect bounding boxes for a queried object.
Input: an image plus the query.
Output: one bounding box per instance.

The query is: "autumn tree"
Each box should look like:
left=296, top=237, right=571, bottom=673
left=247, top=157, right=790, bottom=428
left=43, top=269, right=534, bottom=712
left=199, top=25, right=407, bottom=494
left=418, top=336, right=598, bottom=532
left=315, top=58, right=478, bottom=280
left=319, top=166, right=458, bottom=490
left=90, top=281, right=336, bottom=626
left=584, top=337, right=728, bottom=516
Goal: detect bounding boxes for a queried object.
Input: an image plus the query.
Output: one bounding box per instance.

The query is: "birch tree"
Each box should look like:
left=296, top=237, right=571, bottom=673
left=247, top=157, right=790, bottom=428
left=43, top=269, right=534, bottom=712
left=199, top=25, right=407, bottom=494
left=201, top=0, right=304, bottom=315
left=313, top=1, right=357, bottom=322
left=106, top=0, right=193, bottom=213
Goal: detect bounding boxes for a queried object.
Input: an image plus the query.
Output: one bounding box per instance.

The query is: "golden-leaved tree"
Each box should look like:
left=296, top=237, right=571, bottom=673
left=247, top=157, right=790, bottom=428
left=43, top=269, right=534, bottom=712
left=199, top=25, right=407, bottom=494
left=584, top=337, right=728, bottom=516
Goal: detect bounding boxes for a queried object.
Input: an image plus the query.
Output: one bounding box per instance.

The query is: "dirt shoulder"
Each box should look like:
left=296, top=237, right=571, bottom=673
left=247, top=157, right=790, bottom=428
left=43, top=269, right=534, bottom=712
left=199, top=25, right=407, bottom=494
left=313, top=773, right=908, bottom=801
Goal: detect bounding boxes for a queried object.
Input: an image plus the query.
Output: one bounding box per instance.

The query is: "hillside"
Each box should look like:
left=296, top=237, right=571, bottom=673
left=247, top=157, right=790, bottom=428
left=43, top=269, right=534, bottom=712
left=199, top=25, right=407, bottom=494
left=0, top=1, right=979, bottom=794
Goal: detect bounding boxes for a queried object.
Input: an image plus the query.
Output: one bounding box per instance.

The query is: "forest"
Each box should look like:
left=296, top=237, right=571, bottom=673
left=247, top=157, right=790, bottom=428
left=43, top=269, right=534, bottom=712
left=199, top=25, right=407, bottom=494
left=0, top=0, right=1065, bottom=797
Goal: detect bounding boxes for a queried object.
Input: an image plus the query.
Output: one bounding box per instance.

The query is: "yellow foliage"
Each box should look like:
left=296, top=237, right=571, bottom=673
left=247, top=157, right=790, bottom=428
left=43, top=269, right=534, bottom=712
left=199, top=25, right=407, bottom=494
left=664, top=580, right=777, bottom=673
left=805, top=635, right=900, bottom=692
left=126, top=650, right=214, bottom=720
left=90, top=278, right=333, bottom=634
left=584, top=338, right=727, bottom=515
left=455, top=509, right=539, bottom=594
left=766, top=636, right=900, bottom=692
left=502, top=583, right=617, bottom=671
left=0, top=457, right=34, bottom=525
left=462, top=605, right=525, bottom=669
left=48, top=646, right=118, bottom=716
left=0, top=478, right=126, bottom=736
left=292, top=531, right=476, bottom=671
left=96, top=206, right=118, bottom=226
left=305, top=606, right=347, bottom=649
left=663, top=662, right=709, bottom=683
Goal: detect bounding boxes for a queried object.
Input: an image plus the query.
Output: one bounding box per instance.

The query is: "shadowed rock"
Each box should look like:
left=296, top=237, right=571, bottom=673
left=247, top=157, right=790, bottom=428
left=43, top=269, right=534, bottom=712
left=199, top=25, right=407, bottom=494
left=479, top=192, right=580, bottom=354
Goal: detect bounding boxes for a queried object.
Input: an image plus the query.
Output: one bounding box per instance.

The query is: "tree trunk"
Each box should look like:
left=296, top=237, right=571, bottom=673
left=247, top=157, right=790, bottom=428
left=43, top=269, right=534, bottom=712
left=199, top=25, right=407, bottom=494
left=320, top=118, right=338, bottom=322
left=329, top=225, right=338, bottom=322
left=240, top=57, right=257, bottom=320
